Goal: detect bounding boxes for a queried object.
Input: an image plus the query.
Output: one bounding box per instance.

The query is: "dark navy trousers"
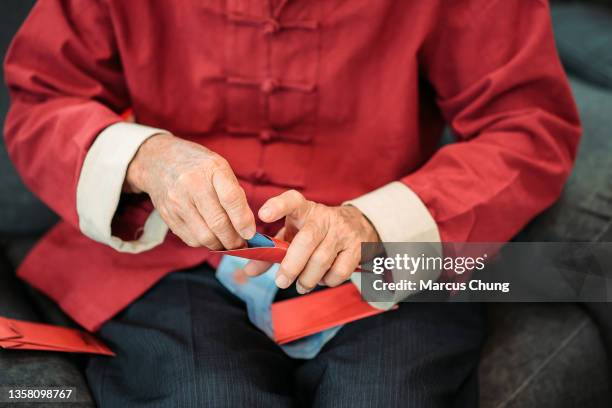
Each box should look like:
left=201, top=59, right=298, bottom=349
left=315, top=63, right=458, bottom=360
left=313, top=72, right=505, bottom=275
left=86, top=264, right=484, bottom=408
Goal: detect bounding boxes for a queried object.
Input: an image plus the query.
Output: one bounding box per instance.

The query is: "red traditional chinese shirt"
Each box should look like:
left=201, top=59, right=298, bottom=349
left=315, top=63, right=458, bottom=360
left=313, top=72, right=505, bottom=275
left=4, top=0, right=580, bottom=331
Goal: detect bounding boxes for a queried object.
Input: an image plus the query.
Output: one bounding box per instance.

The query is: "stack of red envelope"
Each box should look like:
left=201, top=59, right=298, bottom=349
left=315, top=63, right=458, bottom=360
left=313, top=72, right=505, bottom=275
left=0, top=316, right=114, bottom=356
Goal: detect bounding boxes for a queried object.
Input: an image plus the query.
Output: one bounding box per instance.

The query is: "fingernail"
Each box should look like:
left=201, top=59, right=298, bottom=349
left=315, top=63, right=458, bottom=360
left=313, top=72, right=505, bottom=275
left=259, top=206, right=271, bottom=220
left=296, top=282, right=311, bottom=295
left=318, top=280, right=326, bottom=286
left=275, top=274, right=290, bottom=289
left=240, top=225, right=256, bottom=240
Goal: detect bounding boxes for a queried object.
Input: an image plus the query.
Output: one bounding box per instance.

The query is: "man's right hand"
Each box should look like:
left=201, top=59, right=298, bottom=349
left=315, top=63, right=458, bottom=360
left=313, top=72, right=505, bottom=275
left=125, top=133, right=256, bottom=250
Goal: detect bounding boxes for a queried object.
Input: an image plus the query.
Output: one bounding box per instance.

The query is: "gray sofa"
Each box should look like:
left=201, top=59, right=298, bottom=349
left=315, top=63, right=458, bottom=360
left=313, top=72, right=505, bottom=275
left=1, top=1, right=612, bottom=407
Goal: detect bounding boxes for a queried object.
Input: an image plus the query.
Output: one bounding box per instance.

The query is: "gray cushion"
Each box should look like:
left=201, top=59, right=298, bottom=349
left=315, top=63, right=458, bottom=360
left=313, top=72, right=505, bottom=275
left=552, top=4, right=612, bottom=90
left=0, top=257, right=39, bottom=321
left=479, top=303, right=611, bottom=407
left=2, top=237, right=79, bottom=328
left=488, top=78, right=612, bottom=407
left=519, top=77, right=612, bottom=242
left=3, top=237, right=38, bottom=269
left=0, top=0, right=57, bottom=238
left=0, top=148, right=57, bottom=237
left=0, top=260, right=95, bottom=407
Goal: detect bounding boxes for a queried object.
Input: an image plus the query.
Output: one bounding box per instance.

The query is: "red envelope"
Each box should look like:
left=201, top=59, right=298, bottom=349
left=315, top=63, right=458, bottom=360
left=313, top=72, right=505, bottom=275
left=216, top=233, right=393, bottom=344
left=0, top=316, right=114, bottom=356
left=216, top=234, right=289, bottom=263
left=272, top=283, right=396, bottom=344
left=215, top=233, right=362, bottom=271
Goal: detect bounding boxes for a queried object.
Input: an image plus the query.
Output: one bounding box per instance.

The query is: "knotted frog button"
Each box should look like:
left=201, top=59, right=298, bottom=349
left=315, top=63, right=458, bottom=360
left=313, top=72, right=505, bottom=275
left=259, top=129, right=277, bottom=143
left=251, top=169, right=268, bottom=184
left=261, top=78, right=279, bottom=94
left=262, top=19, right=280, bottom=34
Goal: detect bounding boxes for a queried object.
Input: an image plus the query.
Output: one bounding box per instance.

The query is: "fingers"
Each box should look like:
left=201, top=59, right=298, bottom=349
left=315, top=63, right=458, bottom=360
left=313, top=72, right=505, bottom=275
left=212, top=167, right=256, bottom=239
left=143, top=138, right=257, bottom=250
left=276, top=222, right=325, bottom=289
left=159, top=200, right=224, bottom=249
left=180, top=203, right=223, bottom=250
left=161, top=211, right=197, bottom=246
left=193, top=184, right=245, bottom=250
left=190, top=162, right=256, bottom=250
left=250, top=190, right=371, bottom=292
left=260, top=191, right=356, bottom=292
left=242, top=228, right=286, bottom=277
left=259, top=189, right=309, bottom=224
left=323, top=249, right=360, bottom=287
left=296, top=236, right=337, bottom=294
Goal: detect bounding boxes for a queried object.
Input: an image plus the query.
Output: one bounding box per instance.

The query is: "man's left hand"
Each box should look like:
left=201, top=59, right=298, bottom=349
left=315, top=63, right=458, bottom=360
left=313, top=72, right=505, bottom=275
left=243, top=190, right=379, bottom=294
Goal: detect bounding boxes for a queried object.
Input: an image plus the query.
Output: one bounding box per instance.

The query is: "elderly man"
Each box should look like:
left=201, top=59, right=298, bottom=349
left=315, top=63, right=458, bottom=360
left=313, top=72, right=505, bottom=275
left=4, top=0, right=580, bottom=406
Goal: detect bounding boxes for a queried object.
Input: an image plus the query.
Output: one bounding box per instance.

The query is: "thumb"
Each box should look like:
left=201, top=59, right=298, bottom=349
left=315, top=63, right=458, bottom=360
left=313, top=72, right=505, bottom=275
left=258, top=189, right=309, bottom=223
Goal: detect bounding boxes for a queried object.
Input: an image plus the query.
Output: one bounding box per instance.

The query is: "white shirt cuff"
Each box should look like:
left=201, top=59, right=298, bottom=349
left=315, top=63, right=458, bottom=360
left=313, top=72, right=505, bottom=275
left=344, top=181, right=442, bottom=309
left=76, top=122, right=170, bottom=253
left=344, top=181, right=440, bottom=243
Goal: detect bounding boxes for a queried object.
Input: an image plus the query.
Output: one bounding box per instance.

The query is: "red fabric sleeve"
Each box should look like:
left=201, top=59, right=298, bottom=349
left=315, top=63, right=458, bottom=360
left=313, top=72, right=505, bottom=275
left=403, top=0, right=582, bottom=242
left=3, top=0, right=127, bottom=227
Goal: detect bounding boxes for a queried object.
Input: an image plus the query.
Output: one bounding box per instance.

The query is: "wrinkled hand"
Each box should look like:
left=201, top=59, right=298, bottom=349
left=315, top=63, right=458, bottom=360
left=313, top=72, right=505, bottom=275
left=125, top=133, right=256, bottom=249
left=244, top=190, right=379, bottom=294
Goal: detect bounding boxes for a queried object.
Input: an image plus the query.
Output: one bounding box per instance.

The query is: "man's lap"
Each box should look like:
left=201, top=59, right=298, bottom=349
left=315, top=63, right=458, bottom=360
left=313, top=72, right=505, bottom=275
left=86, top=266, right=295, bottom=407
left=86, top=264, right=484, bottom=408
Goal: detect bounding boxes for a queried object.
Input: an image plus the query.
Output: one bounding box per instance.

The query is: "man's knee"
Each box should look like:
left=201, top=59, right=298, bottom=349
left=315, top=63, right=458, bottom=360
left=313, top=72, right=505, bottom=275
left=295, top=303, right=484, bottom=408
